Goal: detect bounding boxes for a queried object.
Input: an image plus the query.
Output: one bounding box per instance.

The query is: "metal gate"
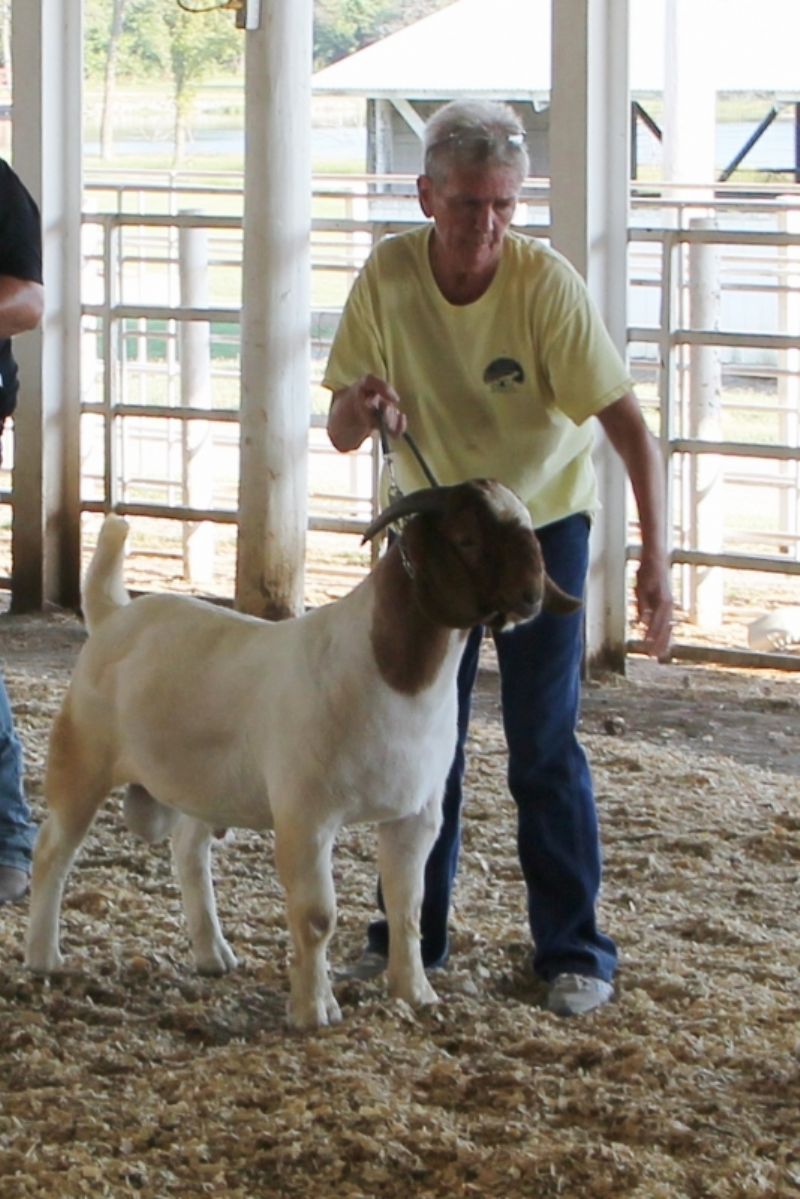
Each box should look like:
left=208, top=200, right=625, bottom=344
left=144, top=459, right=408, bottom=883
left=2, top=172, right=798, bottom=667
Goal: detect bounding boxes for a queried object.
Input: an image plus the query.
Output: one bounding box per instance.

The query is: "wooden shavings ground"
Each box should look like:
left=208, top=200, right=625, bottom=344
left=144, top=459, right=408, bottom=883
left=1, top=613, right=798, bottom=1198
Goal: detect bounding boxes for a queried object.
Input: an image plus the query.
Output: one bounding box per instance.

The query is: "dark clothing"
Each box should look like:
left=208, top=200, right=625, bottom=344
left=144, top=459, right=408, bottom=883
left=367, top=513, right=618, bottom=983
left=0, top=673, right=35, bottom=870
left=0, top=160, right=41, bottom=866
left=0, top=159, right=43, bottom=419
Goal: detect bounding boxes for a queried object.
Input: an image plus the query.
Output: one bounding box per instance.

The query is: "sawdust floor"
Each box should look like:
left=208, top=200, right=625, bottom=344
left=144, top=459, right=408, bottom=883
left=0, top=610, right=798, bottom=1198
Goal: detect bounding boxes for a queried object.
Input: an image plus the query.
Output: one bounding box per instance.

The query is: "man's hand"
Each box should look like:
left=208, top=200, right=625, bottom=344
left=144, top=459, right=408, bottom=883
left=635, top=554, right=673, bottom=661
left=327, top=374, right=407, bottom=452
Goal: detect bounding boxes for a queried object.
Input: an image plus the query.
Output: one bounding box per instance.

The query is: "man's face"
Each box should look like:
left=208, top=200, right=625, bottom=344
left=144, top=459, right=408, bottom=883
left=417, top=163, right=523, bottom=276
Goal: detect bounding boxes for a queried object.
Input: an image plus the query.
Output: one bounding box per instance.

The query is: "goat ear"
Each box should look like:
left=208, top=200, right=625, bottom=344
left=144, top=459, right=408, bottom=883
left=543, top=575, right=583, bottom=615
left=361, top=485, right=454, bottom=544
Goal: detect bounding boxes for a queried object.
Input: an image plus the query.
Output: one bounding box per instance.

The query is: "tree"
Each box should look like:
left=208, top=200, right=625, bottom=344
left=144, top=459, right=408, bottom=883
left=83, top=0, right=454, bottom=160
left=99, top=0, right=129, bottom=158
left=85, top=0, right=243, bottom=164
left=314, top=0, right=392, bottom=67
left=162, top=5, right=242, bottom=162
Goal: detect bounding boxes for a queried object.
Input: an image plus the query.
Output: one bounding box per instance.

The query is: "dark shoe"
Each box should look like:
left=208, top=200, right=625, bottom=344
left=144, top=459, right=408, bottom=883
left=334, top=949, right=388, bottom=982
left=546, top=972, right=614, bottom=1017
left=334, top=945, right=449, bottom=982
left=0, top=866, right=30, bottom=905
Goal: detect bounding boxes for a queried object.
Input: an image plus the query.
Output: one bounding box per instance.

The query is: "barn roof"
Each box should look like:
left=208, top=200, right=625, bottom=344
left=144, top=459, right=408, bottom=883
left=313, top=0, right=550, bottom=102
left=312, top=0, right=800, bottom=100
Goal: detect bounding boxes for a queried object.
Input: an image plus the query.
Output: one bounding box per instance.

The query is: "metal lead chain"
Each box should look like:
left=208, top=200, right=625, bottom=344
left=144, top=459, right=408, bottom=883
left=377, top=413, right=439, bottom=498
left=375, top=412, right=440, bottom=578
left=377, top=413, right=404, bottom=507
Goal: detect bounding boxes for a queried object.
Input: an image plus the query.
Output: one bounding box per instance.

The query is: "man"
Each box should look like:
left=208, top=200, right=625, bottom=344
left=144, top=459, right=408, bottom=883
left=324, top=100, right=672, bottom=1016
left=0, top=158, right=45, bottom=904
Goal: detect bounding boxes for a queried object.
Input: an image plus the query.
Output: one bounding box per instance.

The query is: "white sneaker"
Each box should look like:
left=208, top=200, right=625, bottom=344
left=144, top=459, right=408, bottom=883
left=0, top=866, right=29, bottom=905
left=546, top=972, right=614, bottom=1017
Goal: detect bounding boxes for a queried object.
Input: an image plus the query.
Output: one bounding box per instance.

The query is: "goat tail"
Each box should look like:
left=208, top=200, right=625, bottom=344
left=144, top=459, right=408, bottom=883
left=82, top=514, right=131, bottom=634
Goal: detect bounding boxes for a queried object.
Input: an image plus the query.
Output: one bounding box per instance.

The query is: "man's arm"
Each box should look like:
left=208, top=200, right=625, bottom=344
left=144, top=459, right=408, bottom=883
left=327, top=373, right=407, bottom=452
left=0, top=275, right=44, bottom=339
left=597, top=391, right=673, bottom=660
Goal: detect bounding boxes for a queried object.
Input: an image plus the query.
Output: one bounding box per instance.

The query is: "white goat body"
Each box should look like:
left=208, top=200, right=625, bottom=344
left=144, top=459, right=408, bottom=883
left=25, top=480, right=579, bottom=1029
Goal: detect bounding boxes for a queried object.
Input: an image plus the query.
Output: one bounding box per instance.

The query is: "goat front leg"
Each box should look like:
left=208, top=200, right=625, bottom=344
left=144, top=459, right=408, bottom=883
left=274, top=820, right=340, bottom=1031
left=377, top=798, right=441, bottom=1009
left=170, top=815, right=238, bottom=975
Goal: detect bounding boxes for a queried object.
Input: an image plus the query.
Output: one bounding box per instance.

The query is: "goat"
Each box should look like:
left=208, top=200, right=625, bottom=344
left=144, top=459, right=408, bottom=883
left=25, top=479, right=580, bottom=1030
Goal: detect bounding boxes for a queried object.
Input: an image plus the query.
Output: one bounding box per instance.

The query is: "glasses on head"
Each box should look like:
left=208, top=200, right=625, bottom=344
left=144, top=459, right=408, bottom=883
left=428, top=129, right=527, bottom=153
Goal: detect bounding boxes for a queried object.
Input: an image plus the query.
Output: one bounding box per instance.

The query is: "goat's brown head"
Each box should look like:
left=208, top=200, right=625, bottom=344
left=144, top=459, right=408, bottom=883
left=362, top=479, right=582, bottom=630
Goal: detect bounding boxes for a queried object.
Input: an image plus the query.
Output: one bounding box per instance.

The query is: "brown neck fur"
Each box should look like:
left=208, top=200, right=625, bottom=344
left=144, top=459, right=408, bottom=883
left=369, top=544, right=463, bottom=695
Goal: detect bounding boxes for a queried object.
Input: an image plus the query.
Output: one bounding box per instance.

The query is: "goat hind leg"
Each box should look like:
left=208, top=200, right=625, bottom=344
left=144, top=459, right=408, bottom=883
left=275, top=823, right=340, bottom=1031
left=26, top=715, right=109, bottom=973
left=170, top=815, right=238, bottom=975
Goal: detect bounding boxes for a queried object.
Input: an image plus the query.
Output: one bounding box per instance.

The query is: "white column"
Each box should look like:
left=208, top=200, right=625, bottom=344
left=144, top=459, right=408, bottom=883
left=778, top=201, right=800, bottom=560
left=687, top=218, right=723, bottom=625
left=179, top=216, right=214, bottom=587
left=10, top=0, right=83, bottom=610
left=236, top=0, right=313, bottom=618
left=550, top=0, right=631, bottom=671
left=662, top=0, right=718, bottom=191
left=663, top=0, right=720, bottom=624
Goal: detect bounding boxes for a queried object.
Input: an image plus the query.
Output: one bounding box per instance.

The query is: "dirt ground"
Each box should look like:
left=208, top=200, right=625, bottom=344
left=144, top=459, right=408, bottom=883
left=0, top=609, right=798, bottom=1199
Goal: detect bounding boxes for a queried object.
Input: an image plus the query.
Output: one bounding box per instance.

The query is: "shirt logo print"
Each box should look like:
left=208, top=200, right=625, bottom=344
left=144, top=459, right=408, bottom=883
left=484, top=357, right=525, bottom=393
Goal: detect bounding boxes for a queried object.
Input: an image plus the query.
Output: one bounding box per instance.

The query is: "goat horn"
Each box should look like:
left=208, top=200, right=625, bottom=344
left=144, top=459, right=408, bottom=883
left=361, top=485, right=454, bottom=543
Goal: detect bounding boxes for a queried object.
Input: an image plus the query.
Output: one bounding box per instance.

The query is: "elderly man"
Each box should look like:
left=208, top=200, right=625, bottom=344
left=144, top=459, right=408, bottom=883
left=0, top=158, right=45, bottom=905
left=324, top=99, right=672, bottom=1016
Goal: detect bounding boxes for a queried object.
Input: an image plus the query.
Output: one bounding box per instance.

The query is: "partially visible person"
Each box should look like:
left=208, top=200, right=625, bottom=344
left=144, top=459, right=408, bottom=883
left=324, top=99, right=673, bottom=1016
left=0, top=158, right=44, bottom=904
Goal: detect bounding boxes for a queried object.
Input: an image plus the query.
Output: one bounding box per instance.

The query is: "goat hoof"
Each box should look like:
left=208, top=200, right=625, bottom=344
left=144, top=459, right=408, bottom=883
left=418, top=980, right=440, bottom=1007
left=287, top=993, right=343, bottom=1032
left=25, top=947, right=64, bottom=975
left=195, top=940, right=238, bottom=975
left=389, top=976, right=439, bottom=1008
left=325, top=994, right=343, bottom=1025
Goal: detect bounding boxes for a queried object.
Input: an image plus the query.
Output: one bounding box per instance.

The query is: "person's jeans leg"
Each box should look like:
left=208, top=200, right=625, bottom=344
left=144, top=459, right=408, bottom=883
left=367, top=625, right=484, bottom=967
left=0, top=674, right=35, bottom=872
left=494, top=515, right=617, bottom=984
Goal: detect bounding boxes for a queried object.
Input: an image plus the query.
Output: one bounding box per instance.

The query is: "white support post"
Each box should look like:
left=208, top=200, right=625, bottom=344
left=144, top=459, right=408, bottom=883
left=236, top=0, right=313, bottom=619
left=549, top=0, right=631, bottom=672
left=662, top=0, right=718, bottom=194
left=662, top=0, right=720, bottom=626
left=179, top=216, right=214, bottom=586
left=688, top=217, right=723, bottom=625
left=779, top=201, right=800, bottom=559
left=10, top=0, right=83, bottom=611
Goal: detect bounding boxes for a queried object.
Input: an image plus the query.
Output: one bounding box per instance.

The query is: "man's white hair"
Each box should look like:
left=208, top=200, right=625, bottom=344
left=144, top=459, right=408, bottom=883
left=423, top=99, right=529, bottom=183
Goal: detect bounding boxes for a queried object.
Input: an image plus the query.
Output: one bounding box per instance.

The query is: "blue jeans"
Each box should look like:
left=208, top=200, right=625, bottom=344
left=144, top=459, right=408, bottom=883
left=0, top=672, right=35, bottom=872
left=368, top=513, right=618, bottom=984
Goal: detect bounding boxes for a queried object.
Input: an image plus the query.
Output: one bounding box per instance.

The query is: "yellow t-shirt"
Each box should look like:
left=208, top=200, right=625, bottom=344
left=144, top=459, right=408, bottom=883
left=323, top=226, right=633, bottom=529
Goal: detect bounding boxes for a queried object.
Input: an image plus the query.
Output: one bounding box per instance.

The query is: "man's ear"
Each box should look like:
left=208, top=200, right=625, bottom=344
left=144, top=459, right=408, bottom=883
left=417, top=174, right=434, bottom=218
